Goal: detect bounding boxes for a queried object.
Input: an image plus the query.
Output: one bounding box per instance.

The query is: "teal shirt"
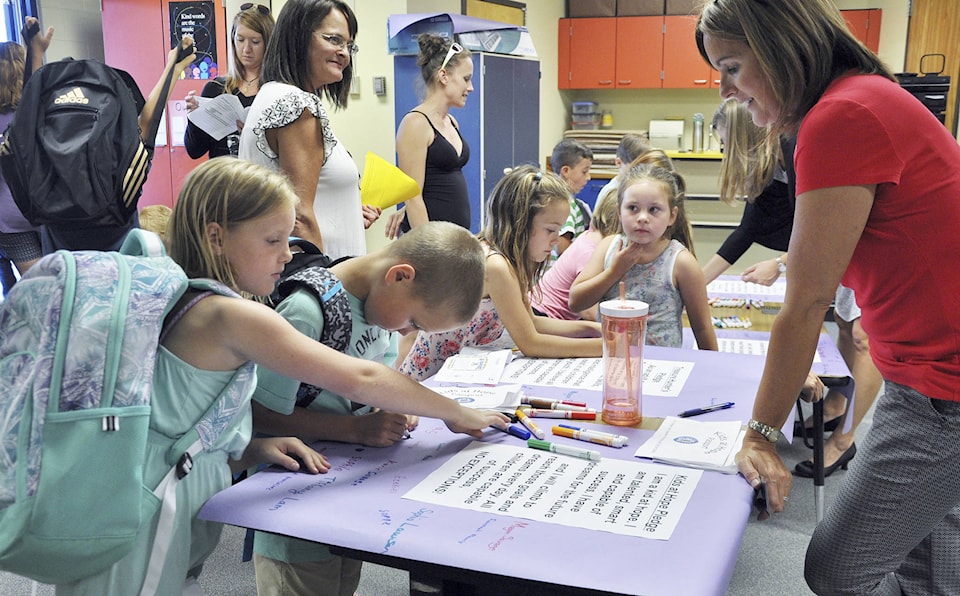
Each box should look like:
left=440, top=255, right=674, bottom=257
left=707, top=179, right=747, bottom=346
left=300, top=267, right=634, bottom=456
left=252, top=286, right=398, bottom=563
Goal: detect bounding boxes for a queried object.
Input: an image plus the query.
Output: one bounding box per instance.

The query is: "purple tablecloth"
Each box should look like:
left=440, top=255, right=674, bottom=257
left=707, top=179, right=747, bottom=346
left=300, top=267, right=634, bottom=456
left=200, top=346, right=770, bottom=595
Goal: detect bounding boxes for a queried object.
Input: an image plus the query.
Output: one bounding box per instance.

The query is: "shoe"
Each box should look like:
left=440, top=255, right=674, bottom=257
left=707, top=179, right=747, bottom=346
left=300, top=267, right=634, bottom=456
left=794, top=443, right=857, bottom=478
left=793, top=416, right=841, bottom=436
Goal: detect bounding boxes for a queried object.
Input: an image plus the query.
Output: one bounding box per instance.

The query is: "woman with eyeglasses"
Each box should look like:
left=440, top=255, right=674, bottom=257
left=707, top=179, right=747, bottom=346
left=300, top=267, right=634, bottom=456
left=240, top=4, right=374, bottom=592
left=183, top=3, right=274, bottom=159
left=384, top=34, right=474, bottom=240
left=239, top=0, right=379, bottom=261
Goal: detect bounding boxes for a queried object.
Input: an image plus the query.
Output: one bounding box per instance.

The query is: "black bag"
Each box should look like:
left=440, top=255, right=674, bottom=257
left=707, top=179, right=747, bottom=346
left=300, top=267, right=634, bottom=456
left=271, top=238, right=354, bottom=409
left=0, top=59, right=150, bottom=229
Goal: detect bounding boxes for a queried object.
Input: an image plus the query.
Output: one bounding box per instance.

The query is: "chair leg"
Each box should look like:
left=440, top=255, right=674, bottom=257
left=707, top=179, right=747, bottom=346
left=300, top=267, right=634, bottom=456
left=813, top=399, right=825, bottom=522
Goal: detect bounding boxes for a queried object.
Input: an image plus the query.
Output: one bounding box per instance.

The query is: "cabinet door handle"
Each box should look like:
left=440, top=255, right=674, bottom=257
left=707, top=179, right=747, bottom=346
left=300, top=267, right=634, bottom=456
left=599, top=80, right=613, bottom=85
left=694, top=79, right=708, bottom=85
left=618, top=79, right=632, bottom=84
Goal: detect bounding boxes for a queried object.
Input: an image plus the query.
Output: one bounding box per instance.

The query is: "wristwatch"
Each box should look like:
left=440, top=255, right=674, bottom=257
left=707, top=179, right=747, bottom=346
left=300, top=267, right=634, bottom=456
left=776, top=256, right=786, bottom=274
left=748, top=419, right=783, bottom=443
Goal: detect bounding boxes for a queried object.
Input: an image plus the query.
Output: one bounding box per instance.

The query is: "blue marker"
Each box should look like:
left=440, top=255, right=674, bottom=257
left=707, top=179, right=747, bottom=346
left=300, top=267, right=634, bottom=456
left=493, top=423, right=531, bottom=441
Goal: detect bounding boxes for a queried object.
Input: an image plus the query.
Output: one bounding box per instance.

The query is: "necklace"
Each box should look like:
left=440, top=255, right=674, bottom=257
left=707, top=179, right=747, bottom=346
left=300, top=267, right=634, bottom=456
left=241, top=76, right=259, bottom=89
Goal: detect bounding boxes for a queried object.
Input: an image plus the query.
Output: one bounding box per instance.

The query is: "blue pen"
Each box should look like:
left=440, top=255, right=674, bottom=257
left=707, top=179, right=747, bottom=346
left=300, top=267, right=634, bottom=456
left=678, top=401, right=735, bottom=418
left=493, top=423, right=531, bottom=441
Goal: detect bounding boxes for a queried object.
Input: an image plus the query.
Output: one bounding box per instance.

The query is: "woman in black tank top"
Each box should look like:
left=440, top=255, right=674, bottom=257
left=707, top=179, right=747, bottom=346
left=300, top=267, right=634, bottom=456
left=387, top=34, right=474, bottom=238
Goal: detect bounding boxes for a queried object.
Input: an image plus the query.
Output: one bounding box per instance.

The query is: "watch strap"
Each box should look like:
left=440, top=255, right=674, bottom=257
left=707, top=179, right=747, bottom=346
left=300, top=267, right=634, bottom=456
left=748, top=418, right=782, bottom=443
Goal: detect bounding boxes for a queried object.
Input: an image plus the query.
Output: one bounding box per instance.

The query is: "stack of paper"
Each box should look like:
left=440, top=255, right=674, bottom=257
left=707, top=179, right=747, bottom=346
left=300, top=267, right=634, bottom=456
left=429, top=384, right=523, bottom=410
left=432, top=348, right=512, bottom=386
left=633, top=416, right=745, bottom=474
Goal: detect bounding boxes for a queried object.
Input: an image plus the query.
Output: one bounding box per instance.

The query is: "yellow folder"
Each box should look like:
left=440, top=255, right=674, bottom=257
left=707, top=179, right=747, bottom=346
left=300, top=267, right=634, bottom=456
left=360, top=152, right=420, bottom=209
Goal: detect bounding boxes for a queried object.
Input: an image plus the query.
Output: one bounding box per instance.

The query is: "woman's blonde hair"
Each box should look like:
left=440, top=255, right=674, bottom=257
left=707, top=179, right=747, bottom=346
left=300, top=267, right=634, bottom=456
left=168, top=157, right=299, bottom=293
left=223, top=7, right=276, bottom=94
left=479, top=165, right=570, bottom=300
left=0, top=41, right=26, bottom=113
left=618, top=163, right=696, bottom=258
left=713, top=98, right=779, bottom=206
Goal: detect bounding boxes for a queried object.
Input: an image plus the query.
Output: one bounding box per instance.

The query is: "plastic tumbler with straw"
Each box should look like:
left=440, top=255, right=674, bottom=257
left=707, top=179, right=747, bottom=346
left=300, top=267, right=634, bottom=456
left=599, top=283, right=648, bottom=426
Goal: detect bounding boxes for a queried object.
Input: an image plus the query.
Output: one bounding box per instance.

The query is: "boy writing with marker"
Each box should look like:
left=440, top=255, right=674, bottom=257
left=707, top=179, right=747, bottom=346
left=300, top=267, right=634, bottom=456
left=250, top=222, right=488, bottom=596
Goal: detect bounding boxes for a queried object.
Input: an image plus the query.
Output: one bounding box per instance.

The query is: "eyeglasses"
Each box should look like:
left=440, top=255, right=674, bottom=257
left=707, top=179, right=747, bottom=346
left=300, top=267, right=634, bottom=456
left=439, top=42, right=463, bottom=71
left=320, top=33, right=359, bottom=56
left=240, top=3, right=270, bottom=15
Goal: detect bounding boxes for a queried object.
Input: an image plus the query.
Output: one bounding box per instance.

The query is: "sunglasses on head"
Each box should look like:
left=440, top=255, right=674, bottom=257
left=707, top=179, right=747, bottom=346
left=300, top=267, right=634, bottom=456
left=240, top=3, right=270, bottom=15
left=440, top=42, right=464, bottom=71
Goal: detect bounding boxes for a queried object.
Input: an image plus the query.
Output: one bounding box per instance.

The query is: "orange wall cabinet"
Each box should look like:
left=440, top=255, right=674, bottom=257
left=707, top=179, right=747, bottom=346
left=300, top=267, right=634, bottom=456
left=559, top=16, right=716, bottom=90
left=558, top=18, right=617, bottom=89
left=842, top=9, right=882, bottom=54
left=615, top=17, right=664, bottom=89
left=662, top=15, right=716, bottom=89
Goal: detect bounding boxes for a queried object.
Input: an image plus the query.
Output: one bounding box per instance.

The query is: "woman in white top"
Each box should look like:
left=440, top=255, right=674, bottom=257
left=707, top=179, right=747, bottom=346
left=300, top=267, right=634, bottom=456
left=239, top=0, right=379, bottom=259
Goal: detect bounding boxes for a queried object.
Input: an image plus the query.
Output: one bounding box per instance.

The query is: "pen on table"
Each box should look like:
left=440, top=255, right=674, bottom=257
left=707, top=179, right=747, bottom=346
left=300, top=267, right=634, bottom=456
left=677, top=401, right=736, bottom=418
left=557, top=424, right=629, bottom=445
left=525, top=409, right=597, bottom=420
left=527, top=438, right=601, bottom=462
left=492, top=423, right=531, bottom=441
left=522, top=396, right=591, bottom=411
left=515, top=408, right=545, bottom=440
left=554, top=425, right=627, bottom=448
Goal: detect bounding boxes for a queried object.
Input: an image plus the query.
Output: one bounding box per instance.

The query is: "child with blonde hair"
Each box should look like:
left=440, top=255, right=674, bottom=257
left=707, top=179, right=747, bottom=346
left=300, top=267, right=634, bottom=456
left=569, top=163, right=716, bottom=350
left=401, top=165, right=601, bottom=381
left=138, top=205, right=173, bottom=242
left=59, top=157, right=506, bottom=594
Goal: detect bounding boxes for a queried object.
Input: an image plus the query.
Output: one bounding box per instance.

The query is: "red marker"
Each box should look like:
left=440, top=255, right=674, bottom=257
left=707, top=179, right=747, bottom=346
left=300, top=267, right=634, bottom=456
left=525, top=409, right=596, bottom=420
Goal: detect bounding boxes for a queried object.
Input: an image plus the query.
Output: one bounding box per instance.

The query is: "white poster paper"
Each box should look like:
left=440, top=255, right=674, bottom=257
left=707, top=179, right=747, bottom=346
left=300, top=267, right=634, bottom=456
left=403, top=441, right=702, bottom=540
left=502, top=358, right=693, bottom=397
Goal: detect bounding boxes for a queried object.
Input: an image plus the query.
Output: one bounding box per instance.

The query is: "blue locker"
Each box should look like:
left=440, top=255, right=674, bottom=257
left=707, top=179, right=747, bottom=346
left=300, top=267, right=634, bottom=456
left=394, top=52, right=540, bottom=233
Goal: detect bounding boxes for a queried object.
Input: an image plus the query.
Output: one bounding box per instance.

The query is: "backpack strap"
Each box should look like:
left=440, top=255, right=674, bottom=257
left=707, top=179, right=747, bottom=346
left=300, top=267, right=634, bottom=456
left=120, top=229, right=166, bottom=258
left=141, top=280, right=242, bottom=596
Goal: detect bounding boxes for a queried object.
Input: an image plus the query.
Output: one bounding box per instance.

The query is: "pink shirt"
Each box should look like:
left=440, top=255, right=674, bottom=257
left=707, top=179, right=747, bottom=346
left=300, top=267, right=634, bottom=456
left=531, top=230, right=601, bottom=320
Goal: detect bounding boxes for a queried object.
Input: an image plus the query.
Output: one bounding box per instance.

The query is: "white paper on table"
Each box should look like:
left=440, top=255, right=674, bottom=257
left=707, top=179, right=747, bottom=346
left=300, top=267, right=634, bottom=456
left=186, top=94, right=249, bottom=140
left=633, top=416, right=745, bottom=474
left=430, top=384, right=523, bottom=409
left=404, top=440, right=702, bottom=540
left=432, top=348, right=512, bottom=386
left=500, top=357, right=693, bottom=396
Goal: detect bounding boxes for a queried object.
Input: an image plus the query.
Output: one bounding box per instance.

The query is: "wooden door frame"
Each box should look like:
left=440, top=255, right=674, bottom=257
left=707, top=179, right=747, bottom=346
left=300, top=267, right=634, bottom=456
left=904, top=0, right=959, bottom=135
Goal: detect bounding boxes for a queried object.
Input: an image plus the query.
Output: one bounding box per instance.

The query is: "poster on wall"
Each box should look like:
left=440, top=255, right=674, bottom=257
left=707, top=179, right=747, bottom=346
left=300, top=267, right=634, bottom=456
left=169, top=1, right=219, bottom=80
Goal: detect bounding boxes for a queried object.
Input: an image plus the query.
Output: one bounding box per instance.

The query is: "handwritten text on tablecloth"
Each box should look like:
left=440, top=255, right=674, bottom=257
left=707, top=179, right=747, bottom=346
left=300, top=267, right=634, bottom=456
left=403, top=441, right=701, bottom=540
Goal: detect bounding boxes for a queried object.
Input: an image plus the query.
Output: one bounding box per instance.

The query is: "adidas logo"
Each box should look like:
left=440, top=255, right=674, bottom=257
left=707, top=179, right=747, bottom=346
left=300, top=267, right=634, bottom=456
left=54, top=87, right=89, bottom=105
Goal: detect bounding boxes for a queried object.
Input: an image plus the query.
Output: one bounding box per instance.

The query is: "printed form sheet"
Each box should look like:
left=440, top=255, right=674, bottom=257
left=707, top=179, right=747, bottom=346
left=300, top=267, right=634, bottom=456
left=404, top=441, right=701, bottom=540
left=502, top=357, right=694, bottom=397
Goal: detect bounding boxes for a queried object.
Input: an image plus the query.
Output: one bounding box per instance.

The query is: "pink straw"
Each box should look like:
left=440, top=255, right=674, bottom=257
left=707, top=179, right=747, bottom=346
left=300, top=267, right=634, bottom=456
left=619, top=281, right=633, bottom=405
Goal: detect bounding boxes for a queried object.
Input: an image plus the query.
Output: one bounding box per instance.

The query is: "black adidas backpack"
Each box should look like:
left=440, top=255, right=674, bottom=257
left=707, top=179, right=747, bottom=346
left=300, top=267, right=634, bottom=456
left=0, top=58, right=150, bottom=229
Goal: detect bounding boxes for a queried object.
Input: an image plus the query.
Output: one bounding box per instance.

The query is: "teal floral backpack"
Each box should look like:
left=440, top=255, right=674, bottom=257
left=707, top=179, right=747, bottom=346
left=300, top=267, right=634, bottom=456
left=0, top=230, right=244, bottom=588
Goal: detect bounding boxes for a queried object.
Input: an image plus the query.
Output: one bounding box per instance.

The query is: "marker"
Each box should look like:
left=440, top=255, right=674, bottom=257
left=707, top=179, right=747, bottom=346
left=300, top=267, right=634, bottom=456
left=557, top=424, right=629, bottom=445
left=515, top=408, right=545, bottom=440
left=522, top=396, right=588, bottom=408
left=554, top=425, right=628, bottom=448
left=525, top=409, right=597, bottom=420
left=678, top=401, right=735, bottom=418
left=527, top=438, right=601, bottom=462
left=493, top=423, right=531, bottom=441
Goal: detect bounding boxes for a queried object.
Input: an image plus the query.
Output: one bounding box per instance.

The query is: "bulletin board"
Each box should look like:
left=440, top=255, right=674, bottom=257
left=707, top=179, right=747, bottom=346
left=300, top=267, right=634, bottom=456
left=169, top=1, right=219, bottom=80
left=463, top=0, right=526, bottom=26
